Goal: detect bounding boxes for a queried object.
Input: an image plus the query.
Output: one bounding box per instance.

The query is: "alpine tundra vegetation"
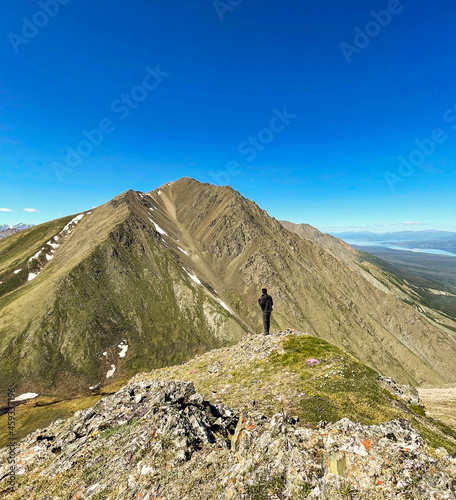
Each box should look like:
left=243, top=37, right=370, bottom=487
left=1, top=330, right=456, bottom=498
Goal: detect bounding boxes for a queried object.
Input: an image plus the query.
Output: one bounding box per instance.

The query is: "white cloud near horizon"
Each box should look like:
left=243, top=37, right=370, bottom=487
left=395, top=222, right=428, bottom=226
left=23, top=208, right=39, bottom=212
left=0, top=208, right=12, bottom=212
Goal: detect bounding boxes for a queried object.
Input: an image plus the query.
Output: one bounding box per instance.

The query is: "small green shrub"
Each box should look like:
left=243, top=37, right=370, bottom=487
left=409, top=404, right=426, bottom=417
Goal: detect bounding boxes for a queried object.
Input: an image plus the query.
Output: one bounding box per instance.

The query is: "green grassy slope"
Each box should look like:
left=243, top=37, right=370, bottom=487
left=0, top=192, right=248, bottom=406
left=0, top=216, right=73, bottom=300
left=3, top=332, right=455, bottom=454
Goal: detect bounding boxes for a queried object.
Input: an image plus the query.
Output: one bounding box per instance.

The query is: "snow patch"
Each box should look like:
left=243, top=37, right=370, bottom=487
left=157, top=190, right=161, bottom=195
left=12, top=392, right=38, bottom=402
left=53, top=235, right=58, bottom=241
left=28, top=272, right=40, bottom=281
left=216, top=298, right=231, bottom=313
left=60, top=214, right=84, bottom=234
left=106, top=365, right=116, bottom=378
left=29, top=250, right=42, bottom=262
left=48, top=242, right=59, bottom=249
left=183, top=268, right=201, bottom=285
left=102, top=351, right=107, bottom=356
left=149, top=218, right=168, bottom=236
left=45, top=254, right=54, bottom=261
left=13, top=269, right=22, bottom=274
left=178, top=247, right=188, bottom=255
left=118, top=342, right=128, bottom=358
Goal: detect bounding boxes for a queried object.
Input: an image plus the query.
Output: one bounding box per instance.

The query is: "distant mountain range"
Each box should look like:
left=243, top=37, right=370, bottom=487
left=0, top=223, right=34, bottom=239
left=0, top=223, right=34, bottom=232
left=331, top=230, right=456, bottom=254
left=1, top=178, right=456, bottom=410
left=330, top=230, right=456, bottom=242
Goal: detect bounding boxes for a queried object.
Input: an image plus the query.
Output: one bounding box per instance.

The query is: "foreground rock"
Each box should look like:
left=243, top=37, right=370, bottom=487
left=1, top=379, right=455, bottom=499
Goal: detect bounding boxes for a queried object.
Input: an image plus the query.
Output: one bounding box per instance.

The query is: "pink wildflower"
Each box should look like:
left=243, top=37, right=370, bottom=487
left=305, top=358, right=320, bottom=367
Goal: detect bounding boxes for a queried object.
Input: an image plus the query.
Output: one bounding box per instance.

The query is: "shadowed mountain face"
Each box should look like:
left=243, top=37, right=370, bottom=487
left=1, top=178, right=456, bottom=405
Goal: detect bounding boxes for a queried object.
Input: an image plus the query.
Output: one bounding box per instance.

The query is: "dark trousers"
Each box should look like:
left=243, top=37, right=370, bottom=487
left=263, top=312, right=271, bottom=334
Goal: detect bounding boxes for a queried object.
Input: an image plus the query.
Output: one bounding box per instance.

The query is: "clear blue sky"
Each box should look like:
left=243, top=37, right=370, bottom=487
left=1, top=0, right=455, bottom=232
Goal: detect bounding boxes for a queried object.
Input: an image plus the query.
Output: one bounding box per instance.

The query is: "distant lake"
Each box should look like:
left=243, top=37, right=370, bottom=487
left=345, top=240, right=456, bottom=257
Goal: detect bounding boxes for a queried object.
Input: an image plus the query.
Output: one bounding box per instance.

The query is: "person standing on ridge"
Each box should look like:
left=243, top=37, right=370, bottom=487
left=258, top=288, right=273, bottom=335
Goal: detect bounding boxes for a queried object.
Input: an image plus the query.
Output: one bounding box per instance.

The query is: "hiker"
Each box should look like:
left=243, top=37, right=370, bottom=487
left=258, top=288, right=273, bottom=335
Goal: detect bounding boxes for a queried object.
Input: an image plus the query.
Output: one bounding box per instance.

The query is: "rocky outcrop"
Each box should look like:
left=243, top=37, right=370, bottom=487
left=2, top=378, right=455, bottom=499
left=378, top=375, right=422, bottom=407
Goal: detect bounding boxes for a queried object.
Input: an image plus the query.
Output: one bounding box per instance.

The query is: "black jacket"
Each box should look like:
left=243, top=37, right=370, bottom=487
left=258, top=293, right=273, bottom=313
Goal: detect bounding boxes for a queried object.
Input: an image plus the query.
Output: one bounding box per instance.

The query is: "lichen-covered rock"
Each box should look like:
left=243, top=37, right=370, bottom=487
left=379, top=375, right=422, bottom=407
left=1, top=379, right=455, bottom=499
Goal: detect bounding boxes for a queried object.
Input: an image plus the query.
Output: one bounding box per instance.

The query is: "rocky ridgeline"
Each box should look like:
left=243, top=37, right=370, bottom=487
left=1, top=365, right=456, bottom=498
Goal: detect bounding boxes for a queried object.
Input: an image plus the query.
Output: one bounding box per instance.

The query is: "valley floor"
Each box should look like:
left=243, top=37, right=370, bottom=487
left=418, top=387, right=456, bottom=430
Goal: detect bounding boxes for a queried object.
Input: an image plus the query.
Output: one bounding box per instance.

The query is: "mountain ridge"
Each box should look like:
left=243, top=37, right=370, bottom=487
left=1, top=178, right=456, bottom=412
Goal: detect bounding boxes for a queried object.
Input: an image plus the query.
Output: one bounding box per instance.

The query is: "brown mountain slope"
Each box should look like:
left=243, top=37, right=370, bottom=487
left=280, top=220, right=356, bottom=262
left=146, top=179, right=456, bottom=386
